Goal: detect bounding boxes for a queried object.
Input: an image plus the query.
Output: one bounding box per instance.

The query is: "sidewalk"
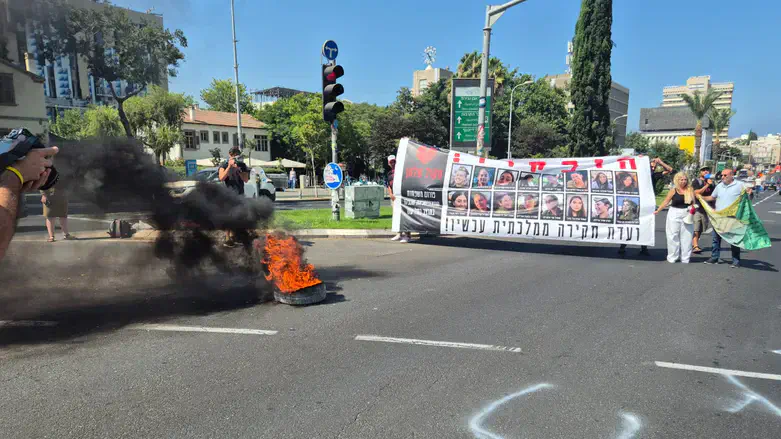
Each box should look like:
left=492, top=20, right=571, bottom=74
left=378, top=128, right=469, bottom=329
left=275, top=187, right=390, bottom=202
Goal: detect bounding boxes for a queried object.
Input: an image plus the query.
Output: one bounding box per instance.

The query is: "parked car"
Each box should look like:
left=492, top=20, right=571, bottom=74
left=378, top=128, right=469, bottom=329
left=165, top=166, right=276, bottom=201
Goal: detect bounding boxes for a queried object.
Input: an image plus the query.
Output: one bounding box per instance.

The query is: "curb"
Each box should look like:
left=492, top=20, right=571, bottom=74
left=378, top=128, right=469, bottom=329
left=130, top=229, right=404, bottom=241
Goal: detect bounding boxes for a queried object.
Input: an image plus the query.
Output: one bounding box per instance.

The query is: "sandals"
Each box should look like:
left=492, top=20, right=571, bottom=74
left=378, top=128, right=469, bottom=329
left=63, top=234, right=75, bottom=240
left=47, top=236, right=56, bottom=242
left=693, top=246, right=703, bottom=254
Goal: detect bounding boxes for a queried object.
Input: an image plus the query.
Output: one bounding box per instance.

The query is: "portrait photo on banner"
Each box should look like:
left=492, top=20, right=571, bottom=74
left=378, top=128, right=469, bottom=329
left=470, top=191, right=492, bottom=217
left=450, top=165, right=473, bottom=189
left=493, top=192, right=516, bottom=218
left=615, top=171, right=640, bottom=195
left=541, top=173, right=565, bottom=191
left=517, top=193, right=539, bottom=219
left=590, top=170, right=614, bottom=193
left=541, top=193, right=564, bottom=221
left=565, top=170, right=589, bottom=192
left=566, top=194, right=588, bottom=222
left=518, top=172, right=540, bottom=191
left=495, top=169, right=518, bottom=189
left=616, top=196, right=641, bottom=225
left=447, top=190, right=469, bottom=216
left=591, top=196, right=615, bottom=224
left=473, top=167, right=495, bottom=189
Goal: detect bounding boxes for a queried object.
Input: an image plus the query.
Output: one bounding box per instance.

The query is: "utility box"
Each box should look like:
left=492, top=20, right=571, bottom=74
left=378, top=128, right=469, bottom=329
left=345, top=184, right=383, bottom=219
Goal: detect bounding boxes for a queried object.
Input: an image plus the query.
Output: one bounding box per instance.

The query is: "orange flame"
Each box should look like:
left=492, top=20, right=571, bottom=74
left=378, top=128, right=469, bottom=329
left=261, top=233, right=322, bottom=294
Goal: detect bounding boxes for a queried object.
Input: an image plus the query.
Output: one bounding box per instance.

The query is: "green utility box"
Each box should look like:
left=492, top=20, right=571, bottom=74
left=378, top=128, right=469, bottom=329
left=345, top=184, right=383, bottom=219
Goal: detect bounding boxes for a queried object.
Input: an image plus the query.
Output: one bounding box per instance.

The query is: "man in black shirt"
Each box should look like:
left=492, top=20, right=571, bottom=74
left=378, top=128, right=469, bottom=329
left=219, top=146, right=250, bottom=247
left=691, top=165, right=714, bottom=253
left=619, top=156, right=672, bottom=256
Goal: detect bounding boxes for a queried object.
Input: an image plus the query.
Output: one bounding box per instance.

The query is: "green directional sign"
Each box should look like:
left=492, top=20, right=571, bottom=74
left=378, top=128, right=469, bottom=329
left=450, top=78, right=494, bottom=152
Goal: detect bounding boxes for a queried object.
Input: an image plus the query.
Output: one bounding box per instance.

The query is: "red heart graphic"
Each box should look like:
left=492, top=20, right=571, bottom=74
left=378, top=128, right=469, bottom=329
left=416, top=146, right=437, bottom=165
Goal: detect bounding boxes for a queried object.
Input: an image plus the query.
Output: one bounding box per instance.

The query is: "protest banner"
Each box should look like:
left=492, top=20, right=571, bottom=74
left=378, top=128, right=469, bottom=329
left=391, top=138, right=656, bottom=246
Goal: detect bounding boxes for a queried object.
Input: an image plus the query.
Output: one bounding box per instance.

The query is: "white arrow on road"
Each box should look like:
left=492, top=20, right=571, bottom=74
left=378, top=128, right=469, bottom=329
left=456, top=132, right=462, bottom=140
left=457, top=116, right=462, bottom=124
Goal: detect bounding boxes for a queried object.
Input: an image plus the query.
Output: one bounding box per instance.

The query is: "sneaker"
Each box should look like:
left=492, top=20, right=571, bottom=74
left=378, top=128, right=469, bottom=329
left=390, top=234, right=401, bottom=241
left=223, top=239, right=236, bottom=248
left=639, top=247, right=650, bottom=256
left=730, top=263, right=740, bottom=268
left=703, top=259, right=720, bottom=265
left=399, top=236, right=410, bottom=243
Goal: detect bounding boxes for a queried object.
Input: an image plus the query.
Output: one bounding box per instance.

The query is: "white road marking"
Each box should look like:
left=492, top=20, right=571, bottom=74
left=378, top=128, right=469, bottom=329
left=66, top=216, right=114, bottom=224
left=655, top=361, right=781, bottom=381
left=469, top=384, right=553, bottom=439
left=0, top=320, right=58, bottom=328
left=616, top=412, right=642, bottom=439
left=772, top=350, right=781, bottom=355
left=128, top=324, right=278, bottom=335
left=355, top=335, right=522, bottom=353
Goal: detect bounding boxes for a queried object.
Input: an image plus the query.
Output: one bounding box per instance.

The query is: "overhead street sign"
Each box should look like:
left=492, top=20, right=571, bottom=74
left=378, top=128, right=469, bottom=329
left=450, top=78, right=494, bottom=152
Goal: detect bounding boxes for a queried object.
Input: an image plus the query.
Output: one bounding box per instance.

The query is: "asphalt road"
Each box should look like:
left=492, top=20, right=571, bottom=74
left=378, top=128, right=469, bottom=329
left=1, top=192, right=779, bottom=438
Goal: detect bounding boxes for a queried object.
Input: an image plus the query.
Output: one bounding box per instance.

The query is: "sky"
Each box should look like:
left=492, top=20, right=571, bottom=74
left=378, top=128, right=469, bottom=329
left=112, top=0, right=780, bottom=138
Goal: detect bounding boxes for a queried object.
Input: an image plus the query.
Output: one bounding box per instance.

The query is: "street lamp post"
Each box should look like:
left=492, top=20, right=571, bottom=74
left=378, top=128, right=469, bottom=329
left=476, top=0, right=529, bottom=157
left=230, top=0, right=243, bottom=149
left=611, top=114, right=627, bottom=150
left=507, top=80, right=534, bottom=160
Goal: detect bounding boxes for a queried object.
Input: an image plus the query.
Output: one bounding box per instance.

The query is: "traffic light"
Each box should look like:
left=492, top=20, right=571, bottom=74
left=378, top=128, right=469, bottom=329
left=322, top=64, right=344, bottom=122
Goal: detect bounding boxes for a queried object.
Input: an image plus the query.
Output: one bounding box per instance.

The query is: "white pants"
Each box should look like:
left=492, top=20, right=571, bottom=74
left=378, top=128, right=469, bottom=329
left=666, top=207, right=694, bottom=263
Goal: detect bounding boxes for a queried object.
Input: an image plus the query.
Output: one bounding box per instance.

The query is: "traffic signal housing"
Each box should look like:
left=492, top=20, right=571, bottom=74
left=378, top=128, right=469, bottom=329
left=322, top=64, right=344, bottom=122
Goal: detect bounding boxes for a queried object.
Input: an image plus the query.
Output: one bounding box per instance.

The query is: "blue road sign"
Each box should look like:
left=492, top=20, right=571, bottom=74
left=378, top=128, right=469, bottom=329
left=323, top=162, right=343, bottom=189
left=185, top=159, right=197, bottom=177
left=322, top=40, right=339, bottom=60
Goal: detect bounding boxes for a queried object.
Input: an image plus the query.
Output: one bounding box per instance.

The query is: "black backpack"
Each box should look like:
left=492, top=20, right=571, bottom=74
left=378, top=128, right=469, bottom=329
left=108, top=219, right=132, bottom=238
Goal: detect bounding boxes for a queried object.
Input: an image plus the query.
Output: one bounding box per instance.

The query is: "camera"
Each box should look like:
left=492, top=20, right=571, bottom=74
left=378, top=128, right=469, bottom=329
left=0, top=127, right=58, bottom=190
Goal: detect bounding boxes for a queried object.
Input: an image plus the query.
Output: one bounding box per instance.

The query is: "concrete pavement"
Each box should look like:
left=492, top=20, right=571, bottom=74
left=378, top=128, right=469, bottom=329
left=1, top=191, right=779, bottom=438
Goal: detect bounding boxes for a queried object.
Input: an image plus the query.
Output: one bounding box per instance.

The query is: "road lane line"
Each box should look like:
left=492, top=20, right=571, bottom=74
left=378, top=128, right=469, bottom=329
left=128, top=324, right=277, bottom=335
left=355, top=335, right=522, bottom=353
left=0, top=320, right=58, bottom=328
left=655, top=361, right=781, bottom=381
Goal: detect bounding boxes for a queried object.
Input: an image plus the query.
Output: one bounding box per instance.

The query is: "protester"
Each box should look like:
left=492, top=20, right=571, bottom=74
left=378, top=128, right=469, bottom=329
left=619, top=156, right=671, bottom=256
left=288, top=168, right=297, bottom=189
left=0, top=146, right=58, bottom=261
left=387, top=155, right=411, bottom=243
left=700, top=168, right=751, bottom=267
left=41, top=185, right=73, bottom=242
left=691, top=166, right=715, bottom=253
left=219, top=146, right=250, bottom=247
left=655, top=172, right=694, bottom=264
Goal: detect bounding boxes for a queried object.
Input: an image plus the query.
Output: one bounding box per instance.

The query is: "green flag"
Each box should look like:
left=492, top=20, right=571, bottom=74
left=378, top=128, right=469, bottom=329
left=697, top=191, right=771, bottom=251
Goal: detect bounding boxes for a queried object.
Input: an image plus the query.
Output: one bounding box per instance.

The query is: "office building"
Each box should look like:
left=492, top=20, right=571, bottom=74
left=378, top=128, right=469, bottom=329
left=412, top=65, right=453, bottom=97
left=638, top=106, right=713, bottom=162
left=662, top=76, right=734, bottom=142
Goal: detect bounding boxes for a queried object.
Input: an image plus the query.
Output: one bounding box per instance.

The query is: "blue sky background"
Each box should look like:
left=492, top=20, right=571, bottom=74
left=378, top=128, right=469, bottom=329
left=113, top=0, right=779, bottom=137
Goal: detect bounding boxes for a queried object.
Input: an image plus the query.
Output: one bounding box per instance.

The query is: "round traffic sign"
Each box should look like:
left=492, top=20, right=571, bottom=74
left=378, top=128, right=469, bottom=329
left=323, top=162, right=343, bottom=189
left=322, top=40, right=339, bottom=61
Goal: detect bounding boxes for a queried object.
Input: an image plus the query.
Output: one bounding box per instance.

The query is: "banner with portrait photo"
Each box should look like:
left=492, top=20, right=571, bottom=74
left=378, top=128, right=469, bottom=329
left=391, top=138, right=656, bottom=246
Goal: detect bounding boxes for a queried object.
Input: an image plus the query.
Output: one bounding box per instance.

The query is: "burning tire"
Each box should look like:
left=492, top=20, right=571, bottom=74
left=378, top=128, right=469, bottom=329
left=273, top=283, right=327, bottom=305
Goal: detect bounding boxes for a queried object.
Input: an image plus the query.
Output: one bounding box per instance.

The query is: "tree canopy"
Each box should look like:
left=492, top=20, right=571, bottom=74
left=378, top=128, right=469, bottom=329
left=200, top=78, right=254, bottom=114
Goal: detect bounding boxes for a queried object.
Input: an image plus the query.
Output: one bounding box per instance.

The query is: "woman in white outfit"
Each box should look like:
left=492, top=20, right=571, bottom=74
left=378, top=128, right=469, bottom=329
left=655, top=172, right=694, bottom=263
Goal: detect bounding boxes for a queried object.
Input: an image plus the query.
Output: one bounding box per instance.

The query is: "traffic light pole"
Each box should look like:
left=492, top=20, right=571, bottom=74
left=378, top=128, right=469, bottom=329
left=476, top=0, right=528, bottom=157
left=331, top=121, right=340, bottom=221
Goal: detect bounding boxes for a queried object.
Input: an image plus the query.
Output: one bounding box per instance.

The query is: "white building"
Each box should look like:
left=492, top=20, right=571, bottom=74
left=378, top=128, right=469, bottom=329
left=169, top=105, right=271, bottom=163
left=0, top=58, right=48, bottom=136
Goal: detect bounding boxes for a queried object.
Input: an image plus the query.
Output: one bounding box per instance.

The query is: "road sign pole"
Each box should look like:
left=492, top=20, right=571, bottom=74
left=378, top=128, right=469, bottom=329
left=476, top=8, right=491, bottom=157
left=331, top=122, right=340, bottom=221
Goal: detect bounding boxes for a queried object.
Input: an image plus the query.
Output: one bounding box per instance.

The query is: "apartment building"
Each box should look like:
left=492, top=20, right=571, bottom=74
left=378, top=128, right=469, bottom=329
left=412, top=65, right=453, bottom=97
left=662, top=76, right=734, bottom=142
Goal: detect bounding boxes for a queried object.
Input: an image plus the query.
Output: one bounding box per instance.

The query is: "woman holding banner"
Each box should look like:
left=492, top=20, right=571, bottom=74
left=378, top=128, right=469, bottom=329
left=655, top=172, right=695, bottom=264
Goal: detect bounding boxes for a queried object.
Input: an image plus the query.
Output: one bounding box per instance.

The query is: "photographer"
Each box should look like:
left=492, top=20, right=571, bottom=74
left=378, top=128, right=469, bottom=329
left=0, top=146, right=59, bottom=260
left=218, top=146, right=249, bottom=247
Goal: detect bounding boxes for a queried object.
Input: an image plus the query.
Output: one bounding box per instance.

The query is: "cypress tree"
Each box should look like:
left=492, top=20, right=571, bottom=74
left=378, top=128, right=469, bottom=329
left=569, top=0, right=613, bottom=156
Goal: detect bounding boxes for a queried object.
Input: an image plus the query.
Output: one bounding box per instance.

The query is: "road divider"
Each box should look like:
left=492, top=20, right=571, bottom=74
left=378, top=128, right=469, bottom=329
left=355, top=334, right=522, bottom=353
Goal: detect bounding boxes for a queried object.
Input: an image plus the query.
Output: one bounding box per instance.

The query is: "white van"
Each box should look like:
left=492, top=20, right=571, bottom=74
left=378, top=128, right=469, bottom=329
left=166, top=167, right=276, bottom=201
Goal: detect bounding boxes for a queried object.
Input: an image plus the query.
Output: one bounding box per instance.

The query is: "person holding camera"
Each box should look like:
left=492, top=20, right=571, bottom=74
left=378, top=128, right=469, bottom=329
left=219, top=146, right=249, bottom=247
left=0, top=146, right=59, bottom=260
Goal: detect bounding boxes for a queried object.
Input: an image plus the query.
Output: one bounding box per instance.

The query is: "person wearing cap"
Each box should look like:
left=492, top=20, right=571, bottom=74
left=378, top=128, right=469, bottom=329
left=691, top=165, right=715, bottom=253
left=219, top=146, right=250, bottom=247
left=386, top=155, right=410, bottom=243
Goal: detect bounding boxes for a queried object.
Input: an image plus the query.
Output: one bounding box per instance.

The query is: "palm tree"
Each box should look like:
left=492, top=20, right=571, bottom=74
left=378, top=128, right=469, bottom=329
left=708, top=107, right=736, bottom=150
left=681, top=89, right=722, bottom=164
left=451, top=51, right=517, bottom=96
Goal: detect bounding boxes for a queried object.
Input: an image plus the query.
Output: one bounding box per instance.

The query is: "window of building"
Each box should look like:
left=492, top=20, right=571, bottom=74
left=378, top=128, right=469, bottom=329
left=184, top=130, right=197, bottom=150
left=222, top=131, right=229, bottom=143
left=254, top=135, right=269, bottom=152
left=418, top=79, right=428, bottom=90
left=644, top=119, right=648, bottom=125
left=200, top=131, right=209, bottom=143
left=233, top=133, right=239, bottom=147
left=213, top=131, right=221, bottom=143
left=0, top=74, right=15, bottom=105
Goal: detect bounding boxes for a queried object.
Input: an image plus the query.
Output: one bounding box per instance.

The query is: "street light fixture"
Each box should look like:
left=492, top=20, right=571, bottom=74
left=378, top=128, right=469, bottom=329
left=611, top=114, right=628, bottom=148
left=476, top=0, right=530, bottom=157
left=507, top=80, right=534, bottom=160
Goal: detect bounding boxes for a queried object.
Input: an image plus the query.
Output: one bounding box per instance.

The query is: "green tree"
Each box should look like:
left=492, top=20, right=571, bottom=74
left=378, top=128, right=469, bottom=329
left=510, top=116, right=567, bottom=158
left=708, top=107, right=736, bottom=150
left=35, top=1, right=187, bottom=138
left=623, top=132, right=650, bottom=154
left=49, top=108, right=87, bottom=140
left=748, top=130, right=758, bottom=141
left=49, top=106, right=124, bottom=139
left=124, top=85, right=192, bottom=164
left=410, top=79, right=450, bottom=148
left=390, top=87, right=415, bottom=116
left=454, top=51, right=517, bottom=95
left=680, top=89, right=722, bottom=165
left=200, top=78, right=253, bottom=113
left=569, top=0, right=614, bottom=156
